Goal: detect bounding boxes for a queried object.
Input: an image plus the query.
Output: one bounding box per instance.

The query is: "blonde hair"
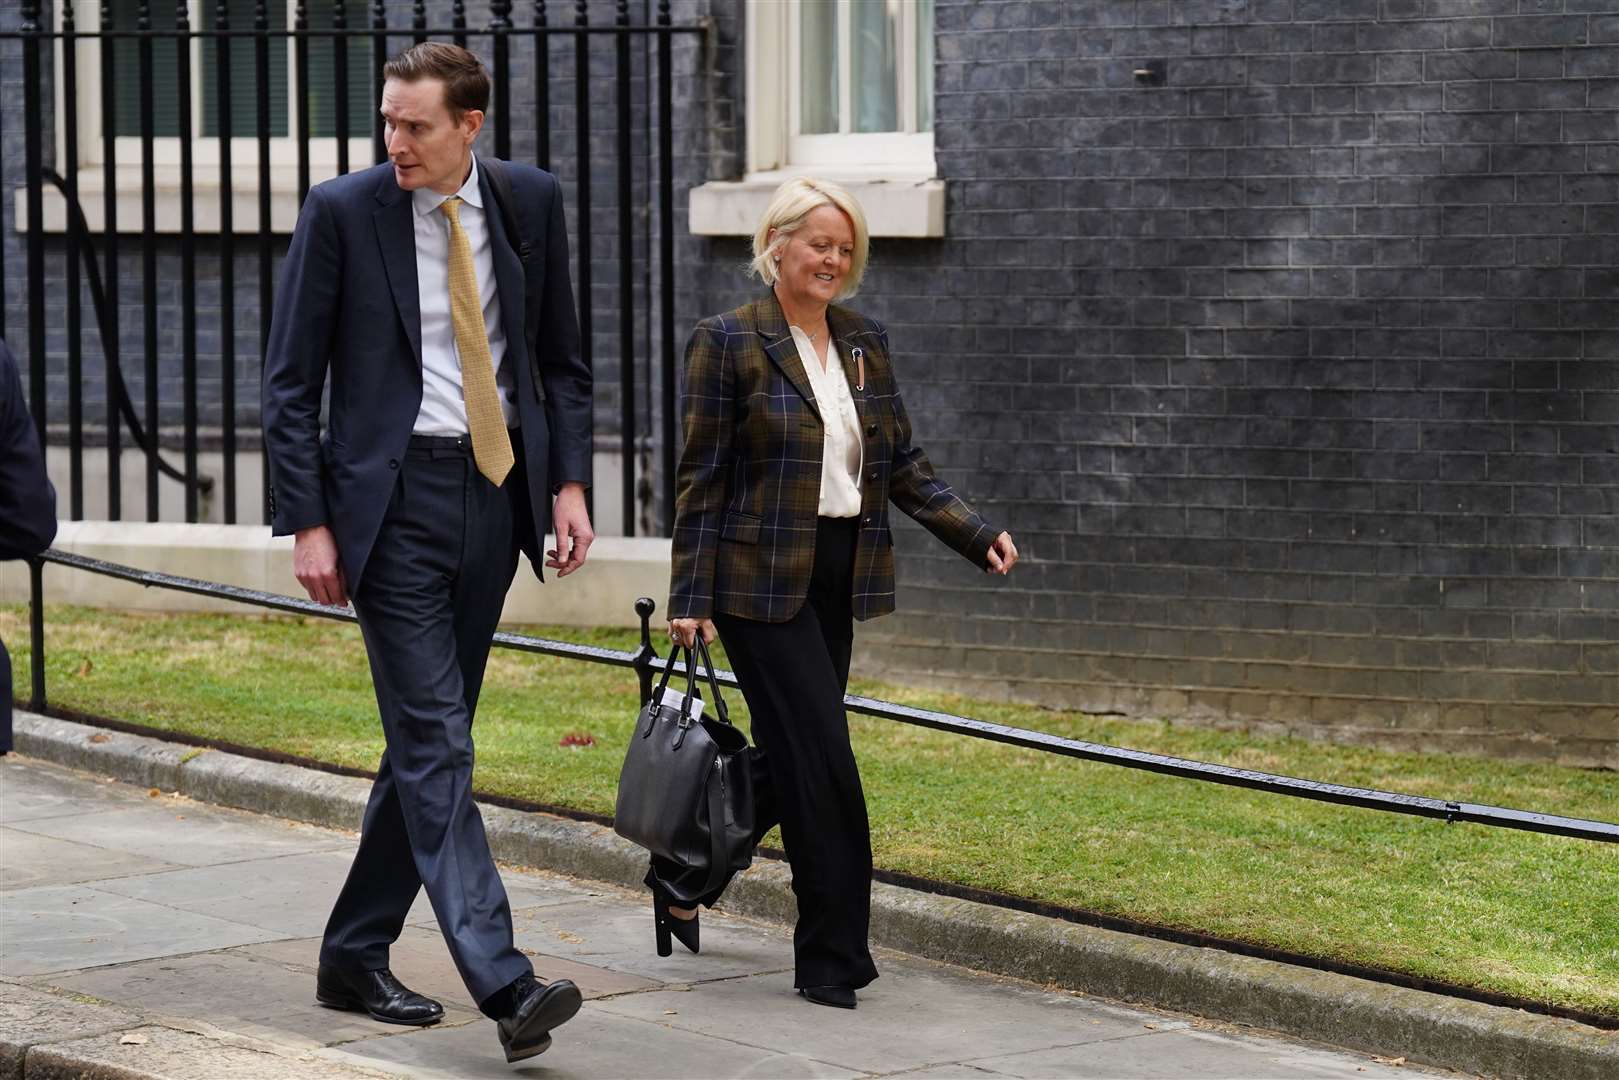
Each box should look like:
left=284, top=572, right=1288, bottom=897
left=749, top=177, right=871, bottom=301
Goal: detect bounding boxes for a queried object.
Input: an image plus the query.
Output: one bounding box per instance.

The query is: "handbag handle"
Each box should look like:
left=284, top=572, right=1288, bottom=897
left=692, top=637, right=730, bottom=726
left=644, top=643, right=701, bottom=740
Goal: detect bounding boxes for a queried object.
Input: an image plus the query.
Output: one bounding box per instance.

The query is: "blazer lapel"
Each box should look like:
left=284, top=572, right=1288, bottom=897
left=827, top=305, right=870, bottom=425
left=478, top=164, right=527, bottom=364
left=373, top=175, right=422, bottom=366
left=752, top=292, right=820, bottom=420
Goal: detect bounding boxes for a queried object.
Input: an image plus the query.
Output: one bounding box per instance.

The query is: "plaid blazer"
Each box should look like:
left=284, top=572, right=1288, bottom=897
left=669, top=293, right=998, bottom=623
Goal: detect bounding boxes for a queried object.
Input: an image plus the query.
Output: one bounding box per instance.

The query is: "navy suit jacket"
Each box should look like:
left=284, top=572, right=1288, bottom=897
left=0, top=338, right=59, bottom=748
left=262, top=159, right=592, bottom=592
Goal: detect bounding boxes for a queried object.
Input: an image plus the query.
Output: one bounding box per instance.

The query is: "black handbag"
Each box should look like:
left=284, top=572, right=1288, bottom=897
left=614, top=638, right=755, bottom=895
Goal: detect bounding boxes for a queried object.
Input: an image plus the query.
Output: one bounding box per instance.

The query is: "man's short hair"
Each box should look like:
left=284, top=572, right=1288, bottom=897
left=382, top=42, right=491, bottom=119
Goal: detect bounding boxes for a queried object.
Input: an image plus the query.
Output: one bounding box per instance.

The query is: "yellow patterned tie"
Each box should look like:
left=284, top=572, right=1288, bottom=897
left=440, top=196, right=514, bottom=486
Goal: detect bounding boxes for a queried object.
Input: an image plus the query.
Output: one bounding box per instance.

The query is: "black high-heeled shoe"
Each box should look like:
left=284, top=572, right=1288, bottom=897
left=651, top=885, right=700, bottom=957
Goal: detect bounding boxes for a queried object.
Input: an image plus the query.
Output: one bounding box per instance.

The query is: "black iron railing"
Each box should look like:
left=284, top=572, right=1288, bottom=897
left=20, top=549, right=1619, bottom=845
left=2, top=1, right=699, bottom=535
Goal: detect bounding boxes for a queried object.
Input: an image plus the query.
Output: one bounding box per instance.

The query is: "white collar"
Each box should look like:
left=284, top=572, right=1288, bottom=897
left=412, top=154, right=483, bottom=218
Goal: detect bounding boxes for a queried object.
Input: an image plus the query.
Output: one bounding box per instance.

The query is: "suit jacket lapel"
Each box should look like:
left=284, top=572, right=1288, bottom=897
left=827, top=305, right=870, bottom=425
left=478, top=164, right=528, bottom=365
left=752, top=292, right=820, bottom=421
left=373, top=175, right=422, bottom=367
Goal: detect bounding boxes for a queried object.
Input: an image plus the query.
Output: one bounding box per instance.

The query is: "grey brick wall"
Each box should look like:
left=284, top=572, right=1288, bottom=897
left=818, top=0, right=1616, bottom=766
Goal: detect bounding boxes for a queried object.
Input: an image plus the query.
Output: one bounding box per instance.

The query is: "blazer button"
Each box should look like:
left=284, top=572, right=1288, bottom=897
left=865, top=424, right=877, bottom=436
left=862, top=515, right=872, bottom=526
left=867, top=468, right=879, bottom=481
left=388, top=458, right=399, bottom=470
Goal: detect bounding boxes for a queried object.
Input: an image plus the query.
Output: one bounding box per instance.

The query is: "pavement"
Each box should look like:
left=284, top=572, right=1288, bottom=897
left=0, top=754, right=1449, bottom=1080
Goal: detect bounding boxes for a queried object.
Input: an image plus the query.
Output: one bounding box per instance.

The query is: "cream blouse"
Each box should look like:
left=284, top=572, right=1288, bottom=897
left=789, top=326, right=864, bottom=518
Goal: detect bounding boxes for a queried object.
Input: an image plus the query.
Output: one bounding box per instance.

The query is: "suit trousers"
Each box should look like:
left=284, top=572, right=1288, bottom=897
left=650, top=516, right=880, bottom=990
left=319, top=435, right=532, bottom=1006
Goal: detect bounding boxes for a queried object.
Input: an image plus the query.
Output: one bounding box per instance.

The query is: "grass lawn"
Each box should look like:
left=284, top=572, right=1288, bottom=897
left=4, top=603, right=1616, bottom=1019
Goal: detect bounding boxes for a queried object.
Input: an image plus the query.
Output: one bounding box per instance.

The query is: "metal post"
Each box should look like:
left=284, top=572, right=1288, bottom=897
left=294, top=0, right=311, bottom=205
left=333, top=0, right=351, bottom=176
left=138, top=0, right=160, bottom=521
left=64, top=0, right=85, bottom=520
left=633, top=597, right=657, bottom=707
left=177, top=0, right=200, bottom=522
left=657, top=0, right=675, bottom=535
left=100, top=0, right=123, bottom=521
left=21, top=0, right=47, bottom=446
left=28, top=559, right=46, bottom=713
left=533, top=0, right=549, bottom=170
left=217, top=0, right=238, bottom=523
left=615, top=0, right=635, bottom=536
left=491, top=0, right=512, bottom=160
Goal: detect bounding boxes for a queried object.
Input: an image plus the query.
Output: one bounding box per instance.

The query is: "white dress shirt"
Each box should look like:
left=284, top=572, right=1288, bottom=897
left=791, top=326, right=863, bottom=518
left=410, top=155, right=518, bottom=435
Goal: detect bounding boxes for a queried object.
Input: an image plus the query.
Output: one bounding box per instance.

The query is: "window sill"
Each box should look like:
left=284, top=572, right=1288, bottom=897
left=11, top=164, right=341, bottom=235
left=689, top=173, right=945, bottom=239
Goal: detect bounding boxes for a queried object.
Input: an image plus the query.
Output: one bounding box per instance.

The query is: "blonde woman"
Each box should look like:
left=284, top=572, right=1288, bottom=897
left=658, top=178, right=1018, bottom=1009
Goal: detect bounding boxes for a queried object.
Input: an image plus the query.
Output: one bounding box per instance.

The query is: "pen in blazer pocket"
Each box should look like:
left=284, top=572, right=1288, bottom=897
left=852, top=346, right=865, bottom=391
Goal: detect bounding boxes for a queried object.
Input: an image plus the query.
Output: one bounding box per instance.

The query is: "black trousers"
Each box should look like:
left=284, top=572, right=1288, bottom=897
left=320, top=435, right=532, bottom=1006
left=651, top=516, right=879, bottom=991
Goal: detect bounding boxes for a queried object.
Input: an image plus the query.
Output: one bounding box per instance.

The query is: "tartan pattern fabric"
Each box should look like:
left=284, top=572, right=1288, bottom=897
left=441, top=196, right=514, bottom=486
left=669, top=293, right=998, bottom=624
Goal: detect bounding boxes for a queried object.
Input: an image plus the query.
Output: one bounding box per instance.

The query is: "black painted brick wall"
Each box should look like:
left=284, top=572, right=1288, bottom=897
left=825, top=0, right=1617, bottom=766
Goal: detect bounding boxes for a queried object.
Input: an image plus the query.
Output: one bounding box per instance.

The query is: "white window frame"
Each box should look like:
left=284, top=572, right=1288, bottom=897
left=754, top=0, right=935, bottom=176
left=21, top=0, right=373, bottom=234
left=691, top=0, right=943, bottom=239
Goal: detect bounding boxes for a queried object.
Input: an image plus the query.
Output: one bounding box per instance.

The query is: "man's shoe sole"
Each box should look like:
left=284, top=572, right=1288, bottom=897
left=500, top=982, right=583, bottom=1063
left=315, top=986, right=444, bottom=1027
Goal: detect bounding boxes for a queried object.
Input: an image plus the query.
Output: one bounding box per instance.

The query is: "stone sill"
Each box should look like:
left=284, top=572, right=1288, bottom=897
left=689, top=174, right=946, bottom=239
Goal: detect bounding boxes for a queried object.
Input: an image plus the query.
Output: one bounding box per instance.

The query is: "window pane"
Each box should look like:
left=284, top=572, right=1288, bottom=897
left=201, top=0, right=290, bottom=137
left=799, top=0, right=838, bottom=135
left=915, top=0, right=934, bottom=133
left=110, top=0, right=181, bottom=137
left=850, top=0, right=897, bottom=134
left=303, top=0, right=374, bottom=139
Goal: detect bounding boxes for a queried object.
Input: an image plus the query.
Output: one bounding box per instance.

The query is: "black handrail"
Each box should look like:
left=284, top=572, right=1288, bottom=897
left=21, top=548, right=1618, bottom=845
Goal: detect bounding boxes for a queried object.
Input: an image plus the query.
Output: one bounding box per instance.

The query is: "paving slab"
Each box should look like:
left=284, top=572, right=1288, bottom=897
left=238, top=927, right=664, bottom=1013
left=0, top=828, right=179, bottom=891
left=25, top=1024, right=396, bottom=1080
left=31, top=950, right=483, bottom=1052
left=942, top=1025, right=1418, bottom=1079
left=500, top=896, right=795, bottom=984
left=314, top=1006, right=865, bottom=1080
left=590, top=964, right=1148, bottom=1076
left=5, top=796, right=352, bottom=867
left=0, top=980, right=143, bottom=1078
left=0, top=758, right=157, bottom=823
left=0, top=883, right=285, bottom=977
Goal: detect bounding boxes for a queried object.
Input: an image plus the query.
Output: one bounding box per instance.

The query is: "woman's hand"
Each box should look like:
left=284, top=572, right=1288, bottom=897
left=985, top=532, right=1019, bottom=575
left=668, top=617, right=718, bottom=649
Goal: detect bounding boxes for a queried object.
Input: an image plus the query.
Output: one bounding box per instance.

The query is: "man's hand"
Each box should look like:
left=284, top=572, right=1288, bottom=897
left=547, top=482, right=595, bottom=577
left=985, top=531, right=1019, bottom=576
left=293, top=524, right=349, bottom=606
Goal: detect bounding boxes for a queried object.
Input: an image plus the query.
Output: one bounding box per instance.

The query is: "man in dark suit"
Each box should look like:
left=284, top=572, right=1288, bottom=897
left=0, top=338, right=59, bottom=754
left=262, top=43, right=593, bottom=1063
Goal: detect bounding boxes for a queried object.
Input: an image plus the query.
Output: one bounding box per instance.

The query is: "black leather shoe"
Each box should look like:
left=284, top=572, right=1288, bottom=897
left=799, top=985, right=857, bottom=1009
left=315, top=964, right=444, bottom=1026
left=497, top=974, right=584, bottom=1063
